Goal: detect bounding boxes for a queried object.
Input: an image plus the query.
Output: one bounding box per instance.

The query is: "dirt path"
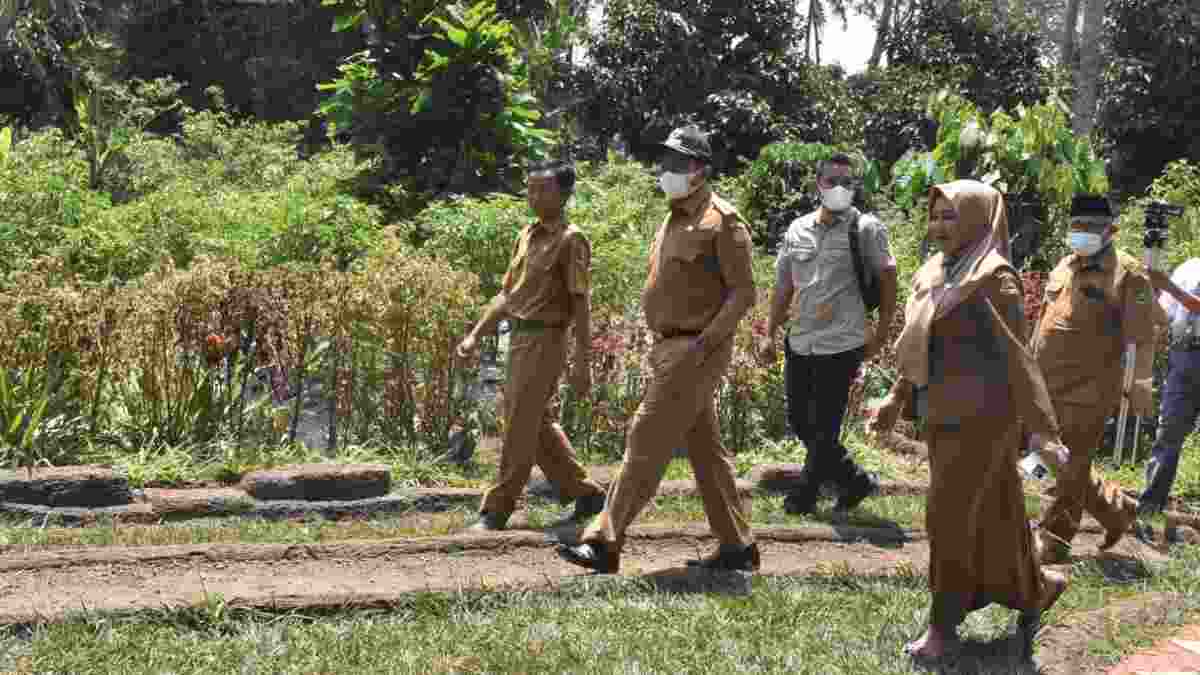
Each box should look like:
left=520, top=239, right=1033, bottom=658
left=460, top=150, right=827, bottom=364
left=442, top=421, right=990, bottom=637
left=0, top=524, right=1140, bottom=622
left=0, top=523, right=925, bottom=623
left=0, top=520, right=1177, bottom=673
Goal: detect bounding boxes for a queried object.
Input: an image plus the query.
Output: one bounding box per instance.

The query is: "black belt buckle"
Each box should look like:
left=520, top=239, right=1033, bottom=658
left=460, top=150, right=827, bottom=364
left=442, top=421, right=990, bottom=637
left=1173, top=336, right=1200, bottom=350
left=656, top=330, right=701, bottom=342
left=511, top=318, right=548, bottom=333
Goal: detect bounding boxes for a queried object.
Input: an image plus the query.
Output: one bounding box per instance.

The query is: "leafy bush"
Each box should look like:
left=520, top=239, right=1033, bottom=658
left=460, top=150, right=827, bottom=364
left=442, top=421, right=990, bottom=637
left=1099, top=0, right=1200, bottom=198
left=848, top=65, right=951, bottom=173
left=574, top=0, right=845, bottom=174
left=885, top=0, right=1049, bottom=116
left=318, top=0, right=554, bottom=197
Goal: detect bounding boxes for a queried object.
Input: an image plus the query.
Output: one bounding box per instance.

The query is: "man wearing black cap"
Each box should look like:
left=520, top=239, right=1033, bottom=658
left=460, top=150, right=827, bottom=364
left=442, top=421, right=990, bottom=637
left=1028, top=194, right=1161, bottom=562
left=557, top=125, right=759, bottom=573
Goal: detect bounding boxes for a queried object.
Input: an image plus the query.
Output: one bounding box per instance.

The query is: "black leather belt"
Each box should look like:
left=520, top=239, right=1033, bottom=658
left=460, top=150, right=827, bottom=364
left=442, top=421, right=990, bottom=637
left=654, top=330, right=702, bottom=342
left=509, top=317, right=563, bottom=333
left=1172, top=336, right=1200, bottom=351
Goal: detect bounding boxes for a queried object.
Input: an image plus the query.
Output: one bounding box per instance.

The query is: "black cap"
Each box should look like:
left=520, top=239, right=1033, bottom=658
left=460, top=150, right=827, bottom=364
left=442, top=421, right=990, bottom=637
left=1070, top=194, right=1115, bottom=219
left=661, top=125, right=712, bottom=160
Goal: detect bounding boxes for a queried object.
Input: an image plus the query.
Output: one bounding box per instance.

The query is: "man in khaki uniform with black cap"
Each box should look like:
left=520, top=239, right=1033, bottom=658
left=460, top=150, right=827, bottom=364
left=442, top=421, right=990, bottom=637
left=1030, top=194, right=1163, bottom=562
left=457, top=160, right=606, bottom=531
left=557, top=125, right=759, bottom=573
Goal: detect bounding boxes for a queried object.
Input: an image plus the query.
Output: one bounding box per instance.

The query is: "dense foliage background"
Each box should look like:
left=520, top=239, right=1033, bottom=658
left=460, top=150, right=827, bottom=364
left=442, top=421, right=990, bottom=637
left=0, top=0, right=1196, bottom=482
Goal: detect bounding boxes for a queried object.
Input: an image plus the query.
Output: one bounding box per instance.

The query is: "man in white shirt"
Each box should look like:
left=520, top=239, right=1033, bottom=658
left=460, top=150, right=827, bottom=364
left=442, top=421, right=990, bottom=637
left=1140, top=258, right=1200, bottom=513
left=757, top=153, right=899, bottom=514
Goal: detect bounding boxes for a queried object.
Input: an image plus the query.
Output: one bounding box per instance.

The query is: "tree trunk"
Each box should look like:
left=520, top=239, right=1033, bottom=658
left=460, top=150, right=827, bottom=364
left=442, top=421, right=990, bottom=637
left=1060, top=0, right=1080, bottom=67
left=868, top=0, right=896, bottom=69
left=810, top=0, right=821, bottom=64
left=1072, top=0, right=1103, bottom=136
left=995, top=0, right=1009, bottom=24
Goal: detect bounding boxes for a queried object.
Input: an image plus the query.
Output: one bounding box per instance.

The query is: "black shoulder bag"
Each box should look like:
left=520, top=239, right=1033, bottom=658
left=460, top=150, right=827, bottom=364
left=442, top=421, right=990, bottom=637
left=848, top=213, right=881, bottom=313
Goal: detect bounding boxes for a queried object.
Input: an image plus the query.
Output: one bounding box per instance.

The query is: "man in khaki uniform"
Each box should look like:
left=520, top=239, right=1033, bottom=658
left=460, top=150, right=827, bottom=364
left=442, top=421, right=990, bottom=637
left=1030, top=195, right=1161, bottom=562
left=557, top=125, right=758, bottom=573
left=456, top=160, right=605, bottom=531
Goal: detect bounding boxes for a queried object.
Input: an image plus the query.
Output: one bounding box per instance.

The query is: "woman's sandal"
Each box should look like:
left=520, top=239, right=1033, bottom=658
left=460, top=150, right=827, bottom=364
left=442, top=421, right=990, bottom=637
left=903, top=634, right=961, bottom=667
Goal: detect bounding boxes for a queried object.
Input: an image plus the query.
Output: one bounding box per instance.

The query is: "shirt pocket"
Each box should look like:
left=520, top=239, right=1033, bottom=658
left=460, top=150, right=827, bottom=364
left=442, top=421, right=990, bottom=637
left=820, top=231, right=853, bottom=266
left=785, top=232, right=819, bottom=287
left=528, top=238, right=562, bottom=272
left=666, top=229, right=718, bottom=270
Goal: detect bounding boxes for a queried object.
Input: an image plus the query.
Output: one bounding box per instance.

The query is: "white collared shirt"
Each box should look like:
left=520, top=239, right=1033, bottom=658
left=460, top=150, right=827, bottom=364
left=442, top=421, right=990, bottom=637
left=1163, top=258, right=1200, bottom=339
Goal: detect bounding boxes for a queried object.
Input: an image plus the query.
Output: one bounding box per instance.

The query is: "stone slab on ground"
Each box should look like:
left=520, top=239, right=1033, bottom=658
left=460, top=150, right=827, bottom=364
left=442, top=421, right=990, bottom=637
left=0, top=465, right=132, bottom=507
left=240, top=463, right=391, bottom=501
left=0, top=500, right=157, bottom=526
left=146, top=487, right=478, bottom=522
left=1107, top=624, right=1200, bottom=674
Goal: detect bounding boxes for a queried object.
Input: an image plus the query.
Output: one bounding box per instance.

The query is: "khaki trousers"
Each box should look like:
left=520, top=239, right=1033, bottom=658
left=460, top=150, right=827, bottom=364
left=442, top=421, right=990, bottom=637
left=480, top=327, right=603, bottom=515
left=1040, top=403, right=1137, bottom=544
left=582, top=336, right=752, bottom=550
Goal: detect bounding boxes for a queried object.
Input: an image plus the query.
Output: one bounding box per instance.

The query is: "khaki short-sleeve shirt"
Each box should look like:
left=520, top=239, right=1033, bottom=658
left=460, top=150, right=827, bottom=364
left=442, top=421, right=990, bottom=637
left=502, top=221, right=590, bottom=324
left=1032, top=246, right=1156, bottom=409
left=642, top=188, right=754, bottom=335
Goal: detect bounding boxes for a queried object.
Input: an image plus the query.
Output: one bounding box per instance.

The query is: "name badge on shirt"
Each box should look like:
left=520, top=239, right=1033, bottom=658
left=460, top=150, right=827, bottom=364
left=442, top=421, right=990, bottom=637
left=815, top=302, right=834, bottom=324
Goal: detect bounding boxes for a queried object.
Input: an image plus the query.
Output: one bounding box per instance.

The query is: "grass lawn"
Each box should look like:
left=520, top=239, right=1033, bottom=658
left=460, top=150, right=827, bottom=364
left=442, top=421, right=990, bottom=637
left=3, top=542, right=1198, bottom=674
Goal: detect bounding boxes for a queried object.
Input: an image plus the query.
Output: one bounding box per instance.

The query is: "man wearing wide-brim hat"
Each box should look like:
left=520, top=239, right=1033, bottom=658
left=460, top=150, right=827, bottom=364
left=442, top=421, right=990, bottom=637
left=557, top=125, right=760, bottom=573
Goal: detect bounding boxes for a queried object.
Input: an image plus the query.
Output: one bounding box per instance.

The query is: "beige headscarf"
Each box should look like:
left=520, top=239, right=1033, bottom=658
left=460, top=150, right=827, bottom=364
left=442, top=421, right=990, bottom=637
left=894, top=180, right=1013, bottom=387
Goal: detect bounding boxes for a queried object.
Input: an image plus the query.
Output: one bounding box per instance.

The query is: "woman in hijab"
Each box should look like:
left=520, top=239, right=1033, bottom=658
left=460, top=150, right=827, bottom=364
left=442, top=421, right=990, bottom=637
left=868, top=180, right=1070, bottom=662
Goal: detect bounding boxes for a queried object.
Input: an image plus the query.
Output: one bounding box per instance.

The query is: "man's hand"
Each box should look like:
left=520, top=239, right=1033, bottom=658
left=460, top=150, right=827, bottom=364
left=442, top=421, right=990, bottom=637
left=1147, top=268, right=1170, bottom=290
left=866, top=394, right=901, bottom=437
left=456, top=333, right=479, bottom=360
left=863, top=333, right=884, bottom=361
left=1128, top=379, right=1154, bottom=417
left=689, top=335, right=708, bottom=362
left=1029, top=433, right=1070, bottom=469
left=570, top=360, right=592, bottom=397
left=756, top=335, right=777, bottom=365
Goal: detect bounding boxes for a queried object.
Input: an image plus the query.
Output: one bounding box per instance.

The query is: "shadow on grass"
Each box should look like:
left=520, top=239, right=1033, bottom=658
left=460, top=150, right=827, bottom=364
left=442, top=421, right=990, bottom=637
left=1088, top=553, right=1157, bottom=583
left=907, top=630, right=1040, bottom=675
left=817, top=509, right=912, bottom=549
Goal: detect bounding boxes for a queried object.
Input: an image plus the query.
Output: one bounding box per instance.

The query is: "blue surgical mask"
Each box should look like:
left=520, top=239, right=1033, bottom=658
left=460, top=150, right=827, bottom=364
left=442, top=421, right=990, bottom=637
left=1067, top=231, right=1103, bottom=257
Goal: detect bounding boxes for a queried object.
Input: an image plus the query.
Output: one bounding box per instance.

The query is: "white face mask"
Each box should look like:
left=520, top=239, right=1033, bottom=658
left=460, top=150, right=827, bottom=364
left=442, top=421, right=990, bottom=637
left=820, top=185, right=854, bottom=212
left=1067, top=231, right=1104, bottom=257
left=659, top=171, right=699, bottom=200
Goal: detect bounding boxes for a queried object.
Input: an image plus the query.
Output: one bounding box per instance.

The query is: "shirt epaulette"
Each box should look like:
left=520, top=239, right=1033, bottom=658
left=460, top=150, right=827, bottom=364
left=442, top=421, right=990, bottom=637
left=710, top=195, right=742, bottom=221
left=1116, top=250, right=1147, bottom=276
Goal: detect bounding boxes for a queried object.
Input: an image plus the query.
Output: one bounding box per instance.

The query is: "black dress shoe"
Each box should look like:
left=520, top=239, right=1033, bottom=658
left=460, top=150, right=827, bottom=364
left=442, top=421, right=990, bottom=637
left=467, top=512, right=510, bottom=532
left=783, top=491, right=819, bottom=515
left=834, top=472, right=879, bottom=512
left=685, top=542, right=761, bottom=571
left=548, top=493, right=606, bottom=529
left=556, top=541, right=619, bottom=574
left=1017, top=611, right=1039, bottom=663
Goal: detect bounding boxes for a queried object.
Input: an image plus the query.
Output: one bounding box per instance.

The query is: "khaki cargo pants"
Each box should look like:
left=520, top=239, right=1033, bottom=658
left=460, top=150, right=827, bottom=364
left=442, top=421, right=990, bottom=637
left=1039, top=403, right=1138, bottom=546
left=582, top=335, right=752, bottom=550
left=480, top=326, right=603, bottom=516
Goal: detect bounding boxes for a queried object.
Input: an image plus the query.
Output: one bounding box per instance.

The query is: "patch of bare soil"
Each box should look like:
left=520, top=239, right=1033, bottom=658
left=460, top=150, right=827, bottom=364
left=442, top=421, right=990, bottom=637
left=1036, top=592, right=1184, bottom=675
left=0, top=517, right=1158, bottom=637
left=0, top=523, right=925, bottom=624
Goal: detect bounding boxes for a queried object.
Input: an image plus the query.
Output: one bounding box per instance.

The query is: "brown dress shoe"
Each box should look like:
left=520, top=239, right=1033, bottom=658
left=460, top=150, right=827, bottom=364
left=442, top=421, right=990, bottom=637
left=1100, top=500, right=1139, bottom=550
